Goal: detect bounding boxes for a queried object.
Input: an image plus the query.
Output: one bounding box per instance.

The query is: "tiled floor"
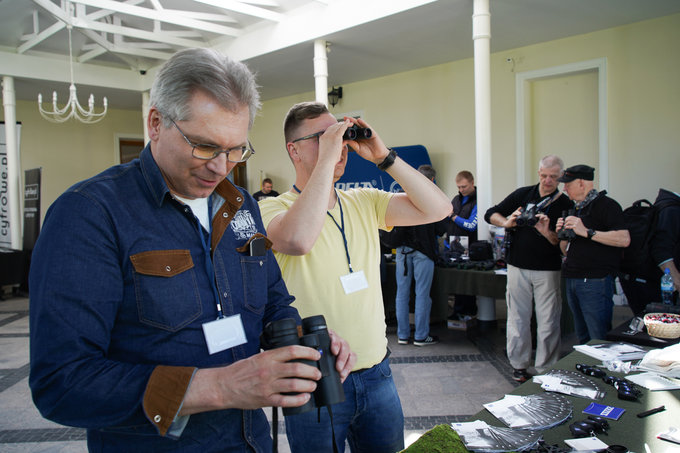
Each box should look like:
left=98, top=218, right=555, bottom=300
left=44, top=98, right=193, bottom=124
left=0, top=294, right=630, bottom=452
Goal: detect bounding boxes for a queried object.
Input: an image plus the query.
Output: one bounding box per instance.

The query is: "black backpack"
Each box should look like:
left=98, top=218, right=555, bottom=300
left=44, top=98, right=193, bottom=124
left=619, top=199, right=658, bottom=279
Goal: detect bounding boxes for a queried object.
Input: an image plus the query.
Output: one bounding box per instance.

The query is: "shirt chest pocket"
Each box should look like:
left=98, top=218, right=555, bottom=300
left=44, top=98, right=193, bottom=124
left=130, top=250, right=202, bottom=331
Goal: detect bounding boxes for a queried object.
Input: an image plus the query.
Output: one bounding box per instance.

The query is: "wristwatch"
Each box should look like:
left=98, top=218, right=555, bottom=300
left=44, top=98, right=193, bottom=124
left=587, top=228, right=597, bottom=239
left=377, top=148, right=397, bottom=171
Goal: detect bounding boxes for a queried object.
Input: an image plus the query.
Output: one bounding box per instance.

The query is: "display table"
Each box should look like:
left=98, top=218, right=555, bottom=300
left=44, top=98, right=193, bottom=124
left=468, top=342, right=678, bottom=453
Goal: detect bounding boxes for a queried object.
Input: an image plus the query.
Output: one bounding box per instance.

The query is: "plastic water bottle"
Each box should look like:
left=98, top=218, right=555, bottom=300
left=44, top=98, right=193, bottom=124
left=661, top=268, right=674, bottom=305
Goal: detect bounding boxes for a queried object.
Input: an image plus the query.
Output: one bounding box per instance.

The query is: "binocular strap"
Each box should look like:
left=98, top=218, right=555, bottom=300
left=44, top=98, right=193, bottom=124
left=270, top=405, right=340, bottom=453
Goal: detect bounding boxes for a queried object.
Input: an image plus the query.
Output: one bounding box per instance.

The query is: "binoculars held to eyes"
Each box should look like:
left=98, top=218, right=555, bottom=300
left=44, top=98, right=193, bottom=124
left=343, top=125, right=372, bottom=141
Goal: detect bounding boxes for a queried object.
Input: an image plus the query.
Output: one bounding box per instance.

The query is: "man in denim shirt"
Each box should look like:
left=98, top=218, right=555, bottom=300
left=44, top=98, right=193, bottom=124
left=29, top=48, right=354, bottom=452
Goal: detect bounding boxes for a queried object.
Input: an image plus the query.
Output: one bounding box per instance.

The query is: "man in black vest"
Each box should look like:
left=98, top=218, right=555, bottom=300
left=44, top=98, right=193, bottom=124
left=448, top=171, right=478, bottom=319
left=485, top=155, right=573, bottom=382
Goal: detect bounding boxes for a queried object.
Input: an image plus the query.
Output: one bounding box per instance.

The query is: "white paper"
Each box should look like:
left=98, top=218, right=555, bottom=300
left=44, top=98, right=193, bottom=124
left=626, top=372, right=680, bottom=391
left=564, top=436, right=609, bottom=451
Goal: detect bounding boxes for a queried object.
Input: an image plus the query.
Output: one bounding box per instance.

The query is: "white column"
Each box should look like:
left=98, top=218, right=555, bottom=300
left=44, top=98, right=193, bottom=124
left=472, top=0, right=495, bottom=322
left=473, top=0, right=492, bottom=241
left=313, top=39, right=329, bottom=106
left=2, top=76, right=22, bottom=249
left=142, top=91, right=150, bottom=145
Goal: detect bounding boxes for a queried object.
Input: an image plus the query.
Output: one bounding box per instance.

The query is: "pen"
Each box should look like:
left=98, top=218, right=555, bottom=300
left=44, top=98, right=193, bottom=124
left=637, top=405, right=665, bottom=418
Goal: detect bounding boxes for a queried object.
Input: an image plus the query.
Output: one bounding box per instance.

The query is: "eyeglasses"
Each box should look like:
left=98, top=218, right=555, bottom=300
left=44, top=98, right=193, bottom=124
left=290, top=130, right=324, bottom=143
left=171, top=119, right=255, bottom=162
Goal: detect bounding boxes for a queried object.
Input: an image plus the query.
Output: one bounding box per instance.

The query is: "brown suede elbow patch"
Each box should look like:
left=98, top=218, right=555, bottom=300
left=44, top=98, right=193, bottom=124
left=143, top=365, right=196, bottom=436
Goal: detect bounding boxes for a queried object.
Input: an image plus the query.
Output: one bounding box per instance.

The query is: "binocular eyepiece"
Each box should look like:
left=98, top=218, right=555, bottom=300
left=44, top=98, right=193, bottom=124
left=260, top=315, right=345, bottom=415
left=343, top=125, right=372, bottom=141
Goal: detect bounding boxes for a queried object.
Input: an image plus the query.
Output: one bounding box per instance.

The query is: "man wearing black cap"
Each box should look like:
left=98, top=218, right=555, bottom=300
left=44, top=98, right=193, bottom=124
left=556, top=164, right=630, bottom=344
left=485, top=155, right=573, bottom=383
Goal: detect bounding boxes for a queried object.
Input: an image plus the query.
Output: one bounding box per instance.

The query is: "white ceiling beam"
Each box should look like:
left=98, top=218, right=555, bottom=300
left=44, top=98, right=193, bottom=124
left=70, top=0, right=242, bottom=36
left=79, top=46, right=107, bottom=62
left=21, top=0, right=145, bottom=53
left=80, top=29, right=176, bottom=60
left=31, top=0, right=71, bottom=24
left=164, top=9, right=238, bottom=24
left=18, top=21, right=65, bottom=54
left=71, top=16, right=208, bottom=48
left=240, top=0, right=280, bottom=6
left=0, top=49, right=142, bottom=90
left=193, top=0, right=283, bottom=22
left=219, top=0, right=436, bottom=61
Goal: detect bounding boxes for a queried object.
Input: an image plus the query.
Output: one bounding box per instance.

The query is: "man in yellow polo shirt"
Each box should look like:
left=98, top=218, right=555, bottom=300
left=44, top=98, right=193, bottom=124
left=259, top=101, right=451, bottom=452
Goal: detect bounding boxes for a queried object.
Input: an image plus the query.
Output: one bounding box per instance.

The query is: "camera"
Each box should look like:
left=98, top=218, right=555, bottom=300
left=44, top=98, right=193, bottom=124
left=260, top=315, right=345, bottom=415
left=343, top=125, right=372, bottom=141
left=557, top=209, right=576, bottom=240
left=515, top=197, right=551, bottom=227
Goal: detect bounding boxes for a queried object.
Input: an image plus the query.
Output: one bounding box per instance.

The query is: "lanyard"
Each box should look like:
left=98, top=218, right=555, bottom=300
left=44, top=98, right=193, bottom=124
left=190, top=195, right=225, bottom=319
left=293, top=185, right=353, bottom=273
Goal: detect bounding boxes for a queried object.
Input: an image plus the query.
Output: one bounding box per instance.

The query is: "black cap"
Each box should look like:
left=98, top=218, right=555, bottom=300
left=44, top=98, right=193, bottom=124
left=558, top=164, right=595, bottom=183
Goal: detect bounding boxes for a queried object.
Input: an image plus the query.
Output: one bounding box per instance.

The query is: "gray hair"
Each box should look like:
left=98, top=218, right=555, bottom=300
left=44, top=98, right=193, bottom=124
left=417, top=164, right=436, bottom=180
left=539, top=154, right=564, bottom=171
left=149, top=48, right=261, bottom=128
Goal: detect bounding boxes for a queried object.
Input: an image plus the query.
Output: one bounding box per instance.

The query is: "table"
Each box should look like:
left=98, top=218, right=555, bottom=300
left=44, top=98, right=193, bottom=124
left=382, top=261, right=506, bottom=323
left=470, top=342, right=679, bottom=453
left=607, top=317, right=680, bottom=348
left=0, top=248, right=31, bottom=297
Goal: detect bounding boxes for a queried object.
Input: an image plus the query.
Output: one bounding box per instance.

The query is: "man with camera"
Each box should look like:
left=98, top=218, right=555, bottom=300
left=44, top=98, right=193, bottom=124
left=259, top=101, right=451, bottom=452
left=556, top=164, right=630, bottom=343
left=484, top=155, right=573, bottom=382
left=28, top=49, right=354, bottom=452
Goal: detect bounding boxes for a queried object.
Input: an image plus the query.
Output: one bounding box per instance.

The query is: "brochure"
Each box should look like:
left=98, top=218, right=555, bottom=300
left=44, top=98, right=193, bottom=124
left=573, top=342, right=647, bottom=362
left=583, top=402, right=625, bottom=420
left=451, top=420, right=542, bottom=452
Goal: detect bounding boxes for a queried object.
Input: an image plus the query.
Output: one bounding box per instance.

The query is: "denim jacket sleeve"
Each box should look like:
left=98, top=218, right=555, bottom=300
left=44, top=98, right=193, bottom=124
left=29, top=190, right=162, bottom=429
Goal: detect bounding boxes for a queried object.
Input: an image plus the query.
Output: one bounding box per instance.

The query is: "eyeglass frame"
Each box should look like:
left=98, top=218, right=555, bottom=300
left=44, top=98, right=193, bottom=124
left=289, top=130, right=325, bottom=144
left=170, top=119, right=255, bottom=162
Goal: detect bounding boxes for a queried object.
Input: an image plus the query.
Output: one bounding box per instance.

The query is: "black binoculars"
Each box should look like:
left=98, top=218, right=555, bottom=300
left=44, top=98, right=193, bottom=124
left=343, top=125, right=372, bottom=141
left=569, top=415, right=610, bottom=438
left=260, top=315, right=345, bottom=415
left=575, top=364, right=642, bottom=401
left=557, top=209, right=576, bottom=240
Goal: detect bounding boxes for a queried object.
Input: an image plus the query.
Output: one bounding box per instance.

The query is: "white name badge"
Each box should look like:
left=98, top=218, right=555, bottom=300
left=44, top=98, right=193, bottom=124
left=339, top=270, right=369, bottom=295
left=202, top=314, right=247, bottom=355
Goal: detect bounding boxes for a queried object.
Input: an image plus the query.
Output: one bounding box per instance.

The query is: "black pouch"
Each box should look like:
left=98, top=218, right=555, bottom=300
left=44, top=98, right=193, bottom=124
left=469, top=240, right=493, bottom=261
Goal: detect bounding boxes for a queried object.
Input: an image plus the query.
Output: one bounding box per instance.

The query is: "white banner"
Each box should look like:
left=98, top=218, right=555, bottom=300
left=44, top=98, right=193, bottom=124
left=0, top=122, right=22, bottom=248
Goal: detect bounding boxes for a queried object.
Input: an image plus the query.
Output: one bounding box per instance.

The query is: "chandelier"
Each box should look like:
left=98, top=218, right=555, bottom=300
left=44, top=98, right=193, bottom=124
left=38, top=25, right=107, bottom=124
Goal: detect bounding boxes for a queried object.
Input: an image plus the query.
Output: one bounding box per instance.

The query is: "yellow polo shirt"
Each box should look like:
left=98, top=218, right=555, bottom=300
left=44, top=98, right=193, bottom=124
left=259, top=188, right=394, bottom=371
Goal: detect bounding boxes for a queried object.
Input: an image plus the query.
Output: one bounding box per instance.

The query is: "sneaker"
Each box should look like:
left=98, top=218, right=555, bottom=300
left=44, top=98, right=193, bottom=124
left=414, top=335, right=439, bottom=346
left=398, top=338, right=409, bottom=345
left=512, top=369, right=532, bottom=383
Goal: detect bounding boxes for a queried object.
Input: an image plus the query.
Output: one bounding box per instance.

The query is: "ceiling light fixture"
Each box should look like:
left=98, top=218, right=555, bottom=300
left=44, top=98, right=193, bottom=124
left=38, top=25, right=107, bottom=124
left=328, top=86, right=343, bottom=107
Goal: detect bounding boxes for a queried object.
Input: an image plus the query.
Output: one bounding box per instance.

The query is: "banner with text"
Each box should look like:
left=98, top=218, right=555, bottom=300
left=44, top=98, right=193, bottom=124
left=0, top=122, right=22, bottom=249
left=334, top=145, right=433, bottom=192
left=23, top=168, right=41, bottom=250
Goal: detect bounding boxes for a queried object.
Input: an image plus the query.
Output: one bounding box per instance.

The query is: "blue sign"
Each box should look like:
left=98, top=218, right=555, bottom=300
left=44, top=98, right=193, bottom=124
left=334, top=145, right=432, bottom=193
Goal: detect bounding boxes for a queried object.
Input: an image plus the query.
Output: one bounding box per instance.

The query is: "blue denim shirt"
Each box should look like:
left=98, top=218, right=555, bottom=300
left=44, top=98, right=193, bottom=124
left=29, top=146, right=298, bottom=452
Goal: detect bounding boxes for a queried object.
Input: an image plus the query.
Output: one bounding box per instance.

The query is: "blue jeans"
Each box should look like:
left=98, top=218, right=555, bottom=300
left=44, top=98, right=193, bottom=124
left=395, top=246, right=435, bottom=341
left=285, top=356, right=404, bottom=453
left=565, top=275, right=615, bottom=343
